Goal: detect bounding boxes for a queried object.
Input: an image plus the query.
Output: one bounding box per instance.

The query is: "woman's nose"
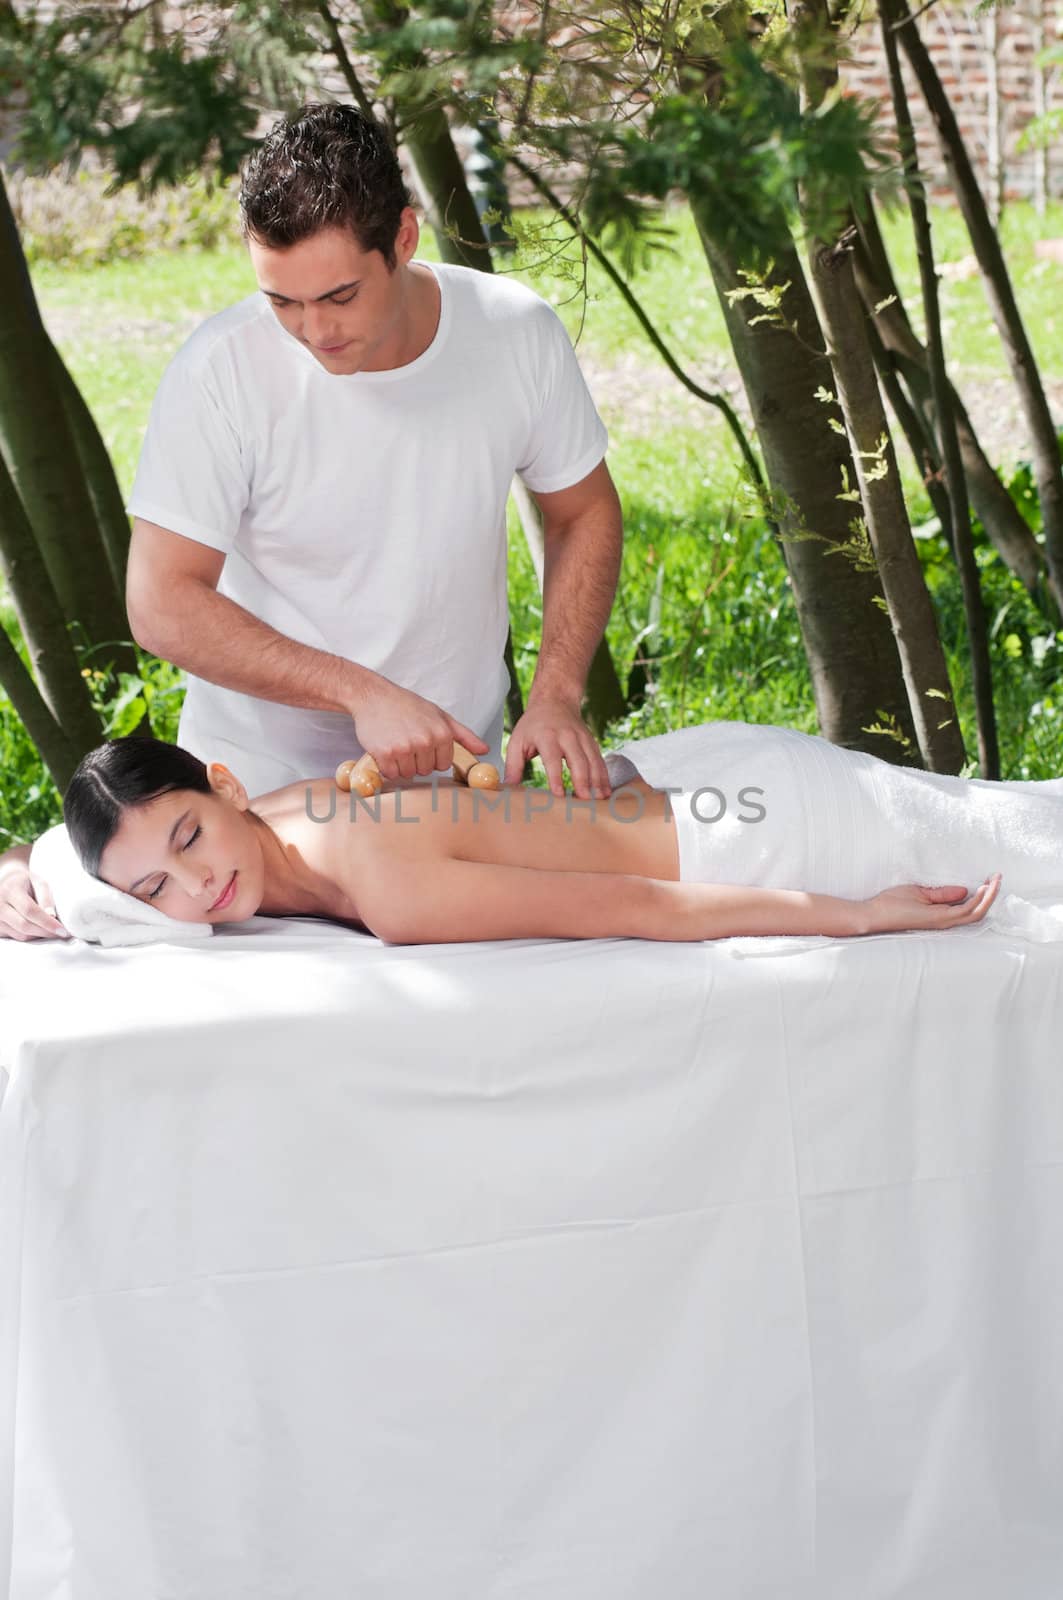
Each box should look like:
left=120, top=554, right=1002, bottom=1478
left=176, top=862, right=214, bottom=901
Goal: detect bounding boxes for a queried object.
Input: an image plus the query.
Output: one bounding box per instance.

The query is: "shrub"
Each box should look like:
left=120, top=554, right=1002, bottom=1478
left=9, top=167, right=241, bottom=268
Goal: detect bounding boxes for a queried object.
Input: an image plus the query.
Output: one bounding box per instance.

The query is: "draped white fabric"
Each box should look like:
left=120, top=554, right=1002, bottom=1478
left=0, top=917, right=1060, bottom=1599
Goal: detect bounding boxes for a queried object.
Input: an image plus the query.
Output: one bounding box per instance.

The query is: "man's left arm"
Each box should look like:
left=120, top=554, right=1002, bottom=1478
left=505, top=458, right=623, bottom=800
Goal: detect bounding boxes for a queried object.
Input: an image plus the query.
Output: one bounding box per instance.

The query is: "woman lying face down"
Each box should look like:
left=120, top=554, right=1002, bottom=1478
left=63, top=734, right=1003, bottom=946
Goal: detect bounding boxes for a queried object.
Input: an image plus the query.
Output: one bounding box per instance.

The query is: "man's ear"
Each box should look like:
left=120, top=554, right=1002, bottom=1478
left=206, top=762, right=250, bottom=809
left=395, top=205, right=419, bottom=266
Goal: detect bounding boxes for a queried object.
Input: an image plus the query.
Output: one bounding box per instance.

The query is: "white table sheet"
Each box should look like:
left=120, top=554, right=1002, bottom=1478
left=0, top=916, right=1061, bottom=1599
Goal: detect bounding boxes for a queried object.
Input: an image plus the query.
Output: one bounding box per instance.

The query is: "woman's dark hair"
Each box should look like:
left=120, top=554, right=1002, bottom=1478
left=239, top=103, right=417, bottom=268
left=63, top=736, right=213, bottom=878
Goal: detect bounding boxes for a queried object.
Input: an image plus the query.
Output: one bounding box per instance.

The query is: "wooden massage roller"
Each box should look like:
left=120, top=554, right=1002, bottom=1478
left=335, top=740, right=500, bottom=798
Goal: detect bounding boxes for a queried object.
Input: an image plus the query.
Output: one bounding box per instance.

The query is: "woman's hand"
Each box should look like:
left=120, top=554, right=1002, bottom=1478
left=861, top=873, right=1002, bottom=936
left=0, top=849, right=71, bottom=942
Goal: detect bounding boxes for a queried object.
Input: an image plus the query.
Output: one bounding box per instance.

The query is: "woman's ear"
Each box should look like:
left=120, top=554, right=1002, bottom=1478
left=206, top=762, right=250, bottom=809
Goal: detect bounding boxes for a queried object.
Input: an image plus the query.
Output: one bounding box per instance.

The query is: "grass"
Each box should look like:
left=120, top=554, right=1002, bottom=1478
left=5, top=197, right=1063, bottom=843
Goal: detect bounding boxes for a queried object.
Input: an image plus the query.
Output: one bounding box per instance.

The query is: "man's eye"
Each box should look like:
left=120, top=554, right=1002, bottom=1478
left=331, top=291, right=358, bottom=305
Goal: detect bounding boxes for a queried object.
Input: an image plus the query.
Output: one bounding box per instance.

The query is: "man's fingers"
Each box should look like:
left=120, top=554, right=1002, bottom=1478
left=503, top=736, right=530, bottom=788
left=448, top=718, right=489, bottom=756
left=560, top=737, right=593, bottom=801
left=563, top=735, right=612, bottom=800
left=415, top=743, right=443, bottom=777
left=534, top=736, right=566, bottom=797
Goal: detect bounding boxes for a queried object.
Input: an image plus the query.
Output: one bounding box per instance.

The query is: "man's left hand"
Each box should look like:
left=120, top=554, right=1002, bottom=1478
left=503, top=693, right=613, bottom=800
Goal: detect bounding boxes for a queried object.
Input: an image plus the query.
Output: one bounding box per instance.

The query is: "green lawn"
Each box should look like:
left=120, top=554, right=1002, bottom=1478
left=5, top=197, right=1063, bottom=844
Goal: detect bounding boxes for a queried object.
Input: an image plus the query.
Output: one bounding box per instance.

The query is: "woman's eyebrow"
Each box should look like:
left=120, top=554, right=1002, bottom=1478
left=127, top=809, right=192, bottom=892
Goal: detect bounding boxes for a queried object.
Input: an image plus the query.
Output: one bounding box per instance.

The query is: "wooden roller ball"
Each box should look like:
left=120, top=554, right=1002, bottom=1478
left=335, top=740, right=500, bottom=798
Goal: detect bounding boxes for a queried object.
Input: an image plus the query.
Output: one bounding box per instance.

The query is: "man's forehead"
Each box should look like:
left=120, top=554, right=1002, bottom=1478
left=248, top=227, right=372, bottom=295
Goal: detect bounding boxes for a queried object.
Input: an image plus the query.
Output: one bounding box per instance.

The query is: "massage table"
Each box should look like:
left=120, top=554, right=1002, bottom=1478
left=0, top=914, right=1060, bottom=1597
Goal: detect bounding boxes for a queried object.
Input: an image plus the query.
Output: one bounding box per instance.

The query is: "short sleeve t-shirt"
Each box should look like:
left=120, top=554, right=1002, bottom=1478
left=127, top=260, right=609, bottom=795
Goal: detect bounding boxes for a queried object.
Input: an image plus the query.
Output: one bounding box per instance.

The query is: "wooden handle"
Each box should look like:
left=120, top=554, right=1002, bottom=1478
left=335, top=741, right=500, bottom=794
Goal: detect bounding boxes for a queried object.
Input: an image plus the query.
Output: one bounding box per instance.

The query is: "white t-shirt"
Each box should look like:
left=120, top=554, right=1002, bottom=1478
left=127, top=259, right=609, bottom=796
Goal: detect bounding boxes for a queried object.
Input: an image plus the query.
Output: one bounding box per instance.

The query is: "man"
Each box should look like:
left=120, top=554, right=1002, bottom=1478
left=0, top=102, right=624, bottom=941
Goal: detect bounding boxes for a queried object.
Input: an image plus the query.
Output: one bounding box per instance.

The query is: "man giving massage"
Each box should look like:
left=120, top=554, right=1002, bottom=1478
left=0, top=100, right=624, bottom=941
left=56, top=720, right=1055, bottom=946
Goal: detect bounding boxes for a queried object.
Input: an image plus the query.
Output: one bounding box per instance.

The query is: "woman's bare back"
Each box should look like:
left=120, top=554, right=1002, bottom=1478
left=252, top=773, right=681, bottom=929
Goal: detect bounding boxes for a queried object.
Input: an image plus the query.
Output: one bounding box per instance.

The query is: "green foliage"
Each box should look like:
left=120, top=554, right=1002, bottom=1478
left=11, top=169, right=241, bottom=268
left=0, top=2, right=317, bottom=190
left=560, top=39, right=895, bottom=272
left=360, top=0, right=546, bottom=108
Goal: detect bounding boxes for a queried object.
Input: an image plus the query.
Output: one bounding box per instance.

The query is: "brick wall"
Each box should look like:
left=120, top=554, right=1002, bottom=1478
left=841, top=0, right=1063, bottom=206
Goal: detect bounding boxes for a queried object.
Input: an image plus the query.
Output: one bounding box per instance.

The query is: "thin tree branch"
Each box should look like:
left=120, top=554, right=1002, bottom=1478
left=507, top=150, right=774, bottom=525
left=315, top=1, right=377, bottom=120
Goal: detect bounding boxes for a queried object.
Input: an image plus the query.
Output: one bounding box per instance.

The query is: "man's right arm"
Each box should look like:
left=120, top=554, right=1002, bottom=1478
left=126, top=520, right=489, bottom=780
left=127, top=519, right=373, bottom=715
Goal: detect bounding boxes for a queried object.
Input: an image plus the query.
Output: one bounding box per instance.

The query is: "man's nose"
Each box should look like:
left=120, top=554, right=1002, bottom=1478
left=302, top=303, right=334, bottom=343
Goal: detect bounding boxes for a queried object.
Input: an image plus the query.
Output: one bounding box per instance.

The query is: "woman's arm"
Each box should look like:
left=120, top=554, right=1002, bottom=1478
left=358, top=857, right=1000, bottom=946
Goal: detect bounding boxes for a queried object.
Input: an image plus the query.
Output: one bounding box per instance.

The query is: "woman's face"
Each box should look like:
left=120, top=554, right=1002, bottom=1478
left=97, top=765, right=266, bottom=924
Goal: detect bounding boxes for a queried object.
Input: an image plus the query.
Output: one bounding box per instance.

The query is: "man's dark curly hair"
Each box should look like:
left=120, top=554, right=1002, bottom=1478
left=240, top=103, right=418, bottom=269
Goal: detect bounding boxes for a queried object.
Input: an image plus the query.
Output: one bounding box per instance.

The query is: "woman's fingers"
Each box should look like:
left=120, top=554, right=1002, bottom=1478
left=946, top=873, right=1002, bottom=924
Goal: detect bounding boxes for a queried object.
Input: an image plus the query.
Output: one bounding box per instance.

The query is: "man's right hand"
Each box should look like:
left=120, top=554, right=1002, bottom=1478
left=351, top=678, right=490, bottom=782
left=0, top=847, right=72, bottom=942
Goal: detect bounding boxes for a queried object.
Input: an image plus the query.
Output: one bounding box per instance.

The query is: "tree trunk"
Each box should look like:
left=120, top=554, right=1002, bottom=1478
left=806, top=239, right=965, bottom=769
left=897, top=3, right=1063, bottom=607
left=0, top=452, right=104, bottom=763
left=400, top=100, right=496, bottom=269
left=695, top=221, right=921, bottom=763
left=863, top=313, right=953, bottom=535
left=881, top=0, right=998, bottom=776
left=852, top=204, right=1053, bottom=608
left=50, top=338, right=131, bottom=602
left=0, top=170, right=136, bottom=673
left=789, top=0, right=966, bottom=772
left=0, top=618, right=81, bottom=790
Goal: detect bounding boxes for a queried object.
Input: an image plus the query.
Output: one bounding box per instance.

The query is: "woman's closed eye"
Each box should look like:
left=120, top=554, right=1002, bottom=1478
left=146, top=824, right=201, bottom=900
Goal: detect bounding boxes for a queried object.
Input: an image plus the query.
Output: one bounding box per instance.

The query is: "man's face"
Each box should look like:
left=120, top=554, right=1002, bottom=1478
left=98, top=770, right=265, bottom=925
left=247, top=212, right=419, bottom=376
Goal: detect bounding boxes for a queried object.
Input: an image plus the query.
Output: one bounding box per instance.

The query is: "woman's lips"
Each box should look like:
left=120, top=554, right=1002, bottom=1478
left=210, top=872, right=237, bottom=911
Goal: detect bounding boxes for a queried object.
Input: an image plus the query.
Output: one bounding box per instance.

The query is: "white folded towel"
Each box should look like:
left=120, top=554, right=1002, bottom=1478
left=28, top=823, right=214, bottom=947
